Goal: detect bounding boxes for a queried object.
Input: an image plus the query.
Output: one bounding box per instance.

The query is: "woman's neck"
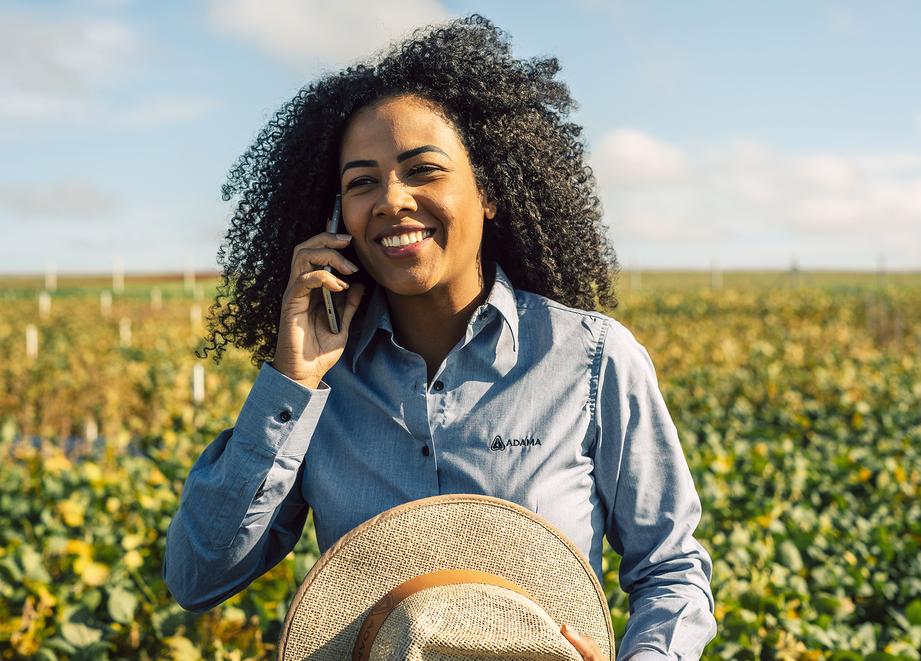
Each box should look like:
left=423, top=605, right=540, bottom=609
left=385, top=266, right=494, bottom=383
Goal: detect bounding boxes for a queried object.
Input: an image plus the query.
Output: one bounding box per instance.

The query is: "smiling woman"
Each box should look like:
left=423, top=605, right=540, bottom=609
left=337, top=96, right=497, bottom=375
left=164, top=15, right=717, bottom=661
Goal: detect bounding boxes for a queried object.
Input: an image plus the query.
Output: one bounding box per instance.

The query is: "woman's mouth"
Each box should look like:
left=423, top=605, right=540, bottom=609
left=380, top=229, right=433, bottom=248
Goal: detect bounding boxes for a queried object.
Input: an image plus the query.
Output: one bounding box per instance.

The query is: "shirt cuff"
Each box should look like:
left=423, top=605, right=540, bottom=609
left=233, top=362, right=330, bottom=457
left=620, top=652, right=672, bottom=661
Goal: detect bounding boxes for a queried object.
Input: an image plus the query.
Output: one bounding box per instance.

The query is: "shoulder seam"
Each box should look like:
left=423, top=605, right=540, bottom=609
left=587, top=317, right=608, bottom=437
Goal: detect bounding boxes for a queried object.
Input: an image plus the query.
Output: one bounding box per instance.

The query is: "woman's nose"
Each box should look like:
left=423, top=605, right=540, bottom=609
left=373, top=175, right=417, bottom=218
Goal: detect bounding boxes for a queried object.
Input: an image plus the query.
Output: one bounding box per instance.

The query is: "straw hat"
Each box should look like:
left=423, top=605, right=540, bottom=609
left=277, top=494, right=614, bottom=661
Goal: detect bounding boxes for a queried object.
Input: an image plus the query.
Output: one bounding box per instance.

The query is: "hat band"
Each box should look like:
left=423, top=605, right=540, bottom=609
left=352, top=570, right=534, bottom=661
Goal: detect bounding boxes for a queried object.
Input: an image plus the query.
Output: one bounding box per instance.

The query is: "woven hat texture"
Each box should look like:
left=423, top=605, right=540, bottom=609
left=277, top=494, right=614, bottom=661
left=369, top=582, right=583, bottom=661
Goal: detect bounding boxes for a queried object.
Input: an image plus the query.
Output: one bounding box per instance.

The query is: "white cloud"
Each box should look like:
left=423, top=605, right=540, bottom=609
left=619, top=210, right=715, bottom=242
left=0, top=178, right=119, bottom=217
left=117, top=97, right=219, bottom=129
left=592, top=128, right=689, bottom=187
left=849, top=151, right=921, bottom=177
left=0, top=7, right=137, bottom=94
left=0, top=90, right=91, bottom=122
left=0, top=7, right=216, bottom=134
left=789, top=154, right=860, bottom=192
left=594, top=126, right=921, bottom=246
left=208, top=0, right=449, bottom=68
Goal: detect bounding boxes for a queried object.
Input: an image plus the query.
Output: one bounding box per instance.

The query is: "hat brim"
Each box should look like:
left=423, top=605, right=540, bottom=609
left=277, top=494, right=614, bottom=661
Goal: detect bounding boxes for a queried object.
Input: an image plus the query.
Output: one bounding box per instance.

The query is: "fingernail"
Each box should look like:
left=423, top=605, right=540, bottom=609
left=338, top=280, right=349, bottom=289
left=336, top=234, right=352, bottom=241
left=344, top=260, right=359, bottom=272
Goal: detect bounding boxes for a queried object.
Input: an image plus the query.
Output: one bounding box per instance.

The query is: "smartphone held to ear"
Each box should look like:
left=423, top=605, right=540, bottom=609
left=322, top=194, right=343, bottom=333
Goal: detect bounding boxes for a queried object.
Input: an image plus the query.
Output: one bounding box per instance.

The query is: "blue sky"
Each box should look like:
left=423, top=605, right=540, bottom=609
left=1, top=0, right=920, bottom=273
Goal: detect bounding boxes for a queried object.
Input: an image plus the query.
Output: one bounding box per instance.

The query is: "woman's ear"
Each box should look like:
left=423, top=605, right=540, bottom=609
left=482, top=195, right=497, bottom=220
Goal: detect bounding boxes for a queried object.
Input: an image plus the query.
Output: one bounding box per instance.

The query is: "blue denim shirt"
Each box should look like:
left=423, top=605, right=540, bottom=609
left=165, top=266, right=716, bottom=660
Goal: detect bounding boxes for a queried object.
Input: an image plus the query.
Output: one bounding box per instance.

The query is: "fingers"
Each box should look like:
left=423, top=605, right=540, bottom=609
left=337, top=283, right=367, bottom=332
left=283, top=268, right=350, bottom=307
left=560, top=625, right=607, bottom=661
left=288, top=233, right=359, bottom=287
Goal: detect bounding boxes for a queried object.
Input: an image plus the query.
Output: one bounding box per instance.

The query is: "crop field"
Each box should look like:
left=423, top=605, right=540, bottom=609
left=1, top=273, right=920, bottom=661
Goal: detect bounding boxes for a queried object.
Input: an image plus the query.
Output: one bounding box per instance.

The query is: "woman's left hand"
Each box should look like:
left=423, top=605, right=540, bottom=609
left=561, top=624, right=608, bottom=661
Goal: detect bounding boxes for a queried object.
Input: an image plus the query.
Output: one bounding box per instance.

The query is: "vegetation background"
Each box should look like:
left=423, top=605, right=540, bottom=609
left=1, top=271, right=919, bottom=661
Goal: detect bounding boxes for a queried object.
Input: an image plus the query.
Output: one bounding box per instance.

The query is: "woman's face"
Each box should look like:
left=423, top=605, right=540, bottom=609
left=338, top=95, right=495, bottom=303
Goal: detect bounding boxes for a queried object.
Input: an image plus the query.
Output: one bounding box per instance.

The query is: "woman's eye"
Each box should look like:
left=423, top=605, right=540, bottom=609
left=409, top=164, right=440, bottom=177
left=344, top=176, right=374, bottom=191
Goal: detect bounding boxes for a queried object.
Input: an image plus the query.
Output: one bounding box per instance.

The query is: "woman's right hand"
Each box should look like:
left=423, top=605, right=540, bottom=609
left=272, top=232, right=366, bottom=389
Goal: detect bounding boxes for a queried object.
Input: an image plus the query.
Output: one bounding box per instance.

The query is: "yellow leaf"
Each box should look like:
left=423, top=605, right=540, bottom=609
left=82, top=461, right=103, bottom=483
left=37, top=586, right=57, bottom=609
left=65, top=540, right=93, bottom=557
left=44, top=455, right=72, bottom=473
left=57, top=500, right=85, bottom=527
left=166, top=635, right=203, bottom=661
left=75, top=557, right=109, bottom=587
left=122, top=533, right=145, bottom=551
left=124, top=550, right=143, bottom=568
left=711, top=457, right=732, bottom=474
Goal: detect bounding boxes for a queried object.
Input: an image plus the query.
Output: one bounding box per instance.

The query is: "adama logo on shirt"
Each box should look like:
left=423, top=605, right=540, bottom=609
left=490, top=435, right=542, bottom=451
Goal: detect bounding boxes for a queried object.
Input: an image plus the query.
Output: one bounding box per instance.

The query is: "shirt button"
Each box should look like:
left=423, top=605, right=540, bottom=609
left=433, top=381, right=444, bottom=392
left=422, top=446, right=430, bottom=457
left=279, top=410, right=291, bottom=422
left=480, top=312, right=489, bottom=321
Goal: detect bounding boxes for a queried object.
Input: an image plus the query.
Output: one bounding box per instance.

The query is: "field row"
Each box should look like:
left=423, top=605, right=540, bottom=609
left=1, top=286, right=920, bottom=660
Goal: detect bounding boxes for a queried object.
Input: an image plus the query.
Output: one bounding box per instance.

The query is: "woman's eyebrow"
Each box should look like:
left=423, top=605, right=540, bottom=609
left=397, top=145, right=451, bottom=162
left=341, top=146, right=450, bottom=177
left=341, top=159, right=378, bottom=177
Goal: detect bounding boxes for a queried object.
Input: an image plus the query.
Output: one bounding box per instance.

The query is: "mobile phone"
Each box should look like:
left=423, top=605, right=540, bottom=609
left=322, top=194, right=343, bottom=333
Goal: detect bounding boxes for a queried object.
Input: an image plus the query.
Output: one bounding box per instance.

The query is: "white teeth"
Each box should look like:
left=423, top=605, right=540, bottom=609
left=381, top=230, right=430, bottom=248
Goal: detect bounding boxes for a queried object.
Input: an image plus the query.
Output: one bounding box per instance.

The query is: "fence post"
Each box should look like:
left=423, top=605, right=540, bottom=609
left=630, top=258, right=641, bottom=292
left=113, top=258, right=124, bottom=294
left=45, top=259, right=57, bottom=292
left=193, top=363, right=205, bottom=403
left=26, top=324, right=38, bottom=359
left=84, top=419, right=98, bottom=443
left=101, top=290, right=112, bottom=318
left=39, top=291, right=51, bottom=319
left=711, top=256, right=722, bottom=290
left=119, top=317, right=131, bottom=348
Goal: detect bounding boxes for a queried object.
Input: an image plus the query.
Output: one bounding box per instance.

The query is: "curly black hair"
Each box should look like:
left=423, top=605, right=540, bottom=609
left=204, top=14, right=617, bottom=364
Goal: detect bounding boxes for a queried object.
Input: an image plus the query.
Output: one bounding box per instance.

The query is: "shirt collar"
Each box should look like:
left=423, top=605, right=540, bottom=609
left=350, top=263, right=520, bottom=371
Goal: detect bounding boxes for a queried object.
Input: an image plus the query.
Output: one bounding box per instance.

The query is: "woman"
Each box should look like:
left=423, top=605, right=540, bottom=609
left=165, top=16, right=716, bottom=660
